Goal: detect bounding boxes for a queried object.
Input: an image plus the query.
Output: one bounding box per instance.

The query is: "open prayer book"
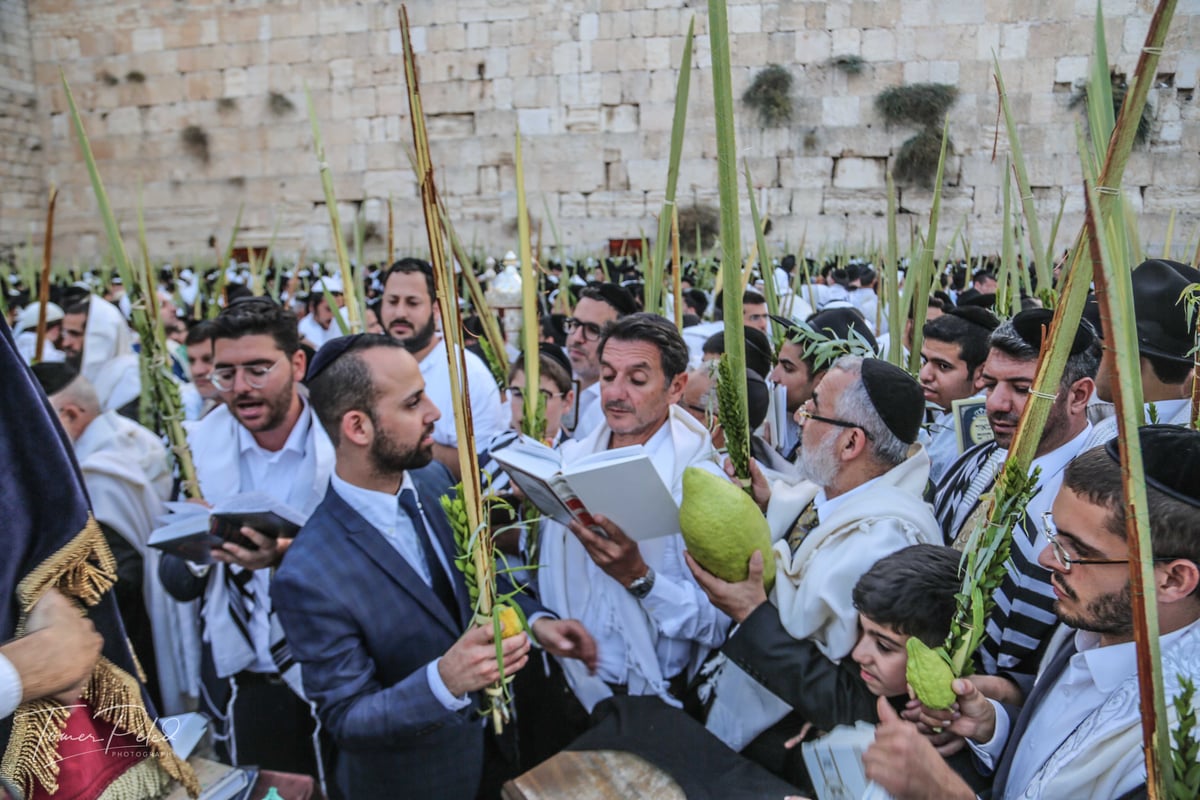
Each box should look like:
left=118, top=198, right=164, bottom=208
left=490, top=435, right=681, bottom=542
left=148, top=492, right=306, bottom=564
left=801, top=722, right=894, bottom=800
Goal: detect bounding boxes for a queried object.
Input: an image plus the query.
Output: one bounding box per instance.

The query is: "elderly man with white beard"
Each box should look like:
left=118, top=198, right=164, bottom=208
left=688, top=356, right=943, bottom=777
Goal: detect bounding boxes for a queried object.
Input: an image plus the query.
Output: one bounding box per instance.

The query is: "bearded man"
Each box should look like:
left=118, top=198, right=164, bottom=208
left=159, top=297, right=335, bottom=777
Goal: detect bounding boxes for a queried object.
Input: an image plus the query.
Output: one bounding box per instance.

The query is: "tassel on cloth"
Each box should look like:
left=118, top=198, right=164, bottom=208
left=1, top=517, right=200, bottom=798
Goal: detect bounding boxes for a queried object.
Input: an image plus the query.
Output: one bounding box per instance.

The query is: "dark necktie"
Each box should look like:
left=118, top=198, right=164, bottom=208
left=399, top=488, right=459, bottom=619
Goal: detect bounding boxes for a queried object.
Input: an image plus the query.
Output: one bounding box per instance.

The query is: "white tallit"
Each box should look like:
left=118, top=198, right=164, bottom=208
left=76, top=410, right=201, bottom=714
left=705, top=446, right=942, bottom=750
left=81, top=295, right=142, bottom=413
left=186, top=402, right=334, bottom=681
left=536, top=406, right=726, bottom=711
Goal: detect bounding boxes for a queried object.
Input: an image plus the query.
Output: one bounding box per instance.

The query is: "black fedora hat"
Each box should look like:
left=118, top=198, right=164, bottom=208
left=1132, top=259, right=1199, bottom=365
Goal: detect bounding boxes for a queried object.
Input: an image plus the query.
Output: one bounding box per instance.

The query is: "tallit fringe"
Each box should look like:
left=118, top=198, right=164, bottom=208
left=95, top=754, right=173, bottom=800
left=0, top=701, right=70, bottom=796
left=86, top=658, right=200, bottom=797
left=1, top=517, right=200, bottom=798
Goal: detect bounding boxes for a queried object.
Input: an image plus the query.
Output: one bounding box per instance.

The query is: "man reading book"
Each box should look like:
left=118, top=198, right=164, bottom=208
left=159, top=297, right=334, bottom=778
left=529, top=313, right=731, bottom=757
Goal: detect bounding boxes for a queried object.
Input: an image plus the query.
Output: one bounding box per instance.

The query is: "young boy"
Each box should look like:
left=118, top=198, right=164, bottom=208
left=721, top=543, right=972, bottom=792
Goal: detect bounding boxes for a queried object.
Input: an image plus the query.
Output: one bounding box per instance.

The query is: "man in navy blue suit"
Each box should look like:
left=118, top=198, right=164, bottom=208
left=272, top=334, right=597, bottom=799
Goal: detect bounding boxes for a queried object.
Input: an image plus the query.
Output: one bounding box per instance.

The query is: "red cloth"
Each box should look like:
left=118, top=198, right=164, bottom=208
left=28, top=705, right=154, bottom=800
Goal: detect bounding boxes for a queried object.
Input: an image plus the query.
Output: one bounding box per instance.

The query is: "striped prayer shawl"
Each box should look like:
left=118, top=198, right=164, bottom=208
left=930, top=443, right=1057, bottom=692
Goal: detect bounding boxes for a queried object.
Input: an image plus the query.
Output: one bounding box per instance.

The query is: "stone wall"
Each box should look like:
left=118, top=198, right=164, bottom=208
left=0, top=0, right=41, bottom=258
left=3, top=0, right=1199, bottom=264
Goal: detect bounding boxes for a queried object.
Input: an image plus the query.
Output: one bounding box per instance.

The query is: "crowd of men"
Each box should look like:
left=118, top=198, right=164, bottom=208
left=1, top=252, right=1199, bottom=800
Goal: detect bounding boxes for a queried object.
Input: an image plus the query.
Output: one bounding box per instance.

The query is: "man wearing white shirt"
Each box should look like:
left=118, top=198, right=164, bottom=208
left=865, top=426, right=1200, bottom=800
left=296, top=278, right=346, bottom=351
left=379, top=258, right=505, bottom=478
left=562, top=283, right=636, bottom=439
left=531, top=314, right=729, bottom=754
left=917, top=307, right=1000, bottom=484
left=931, top=309, right=1101, bottom=703
left=159, top=297, right=334, bottom=777
left=272, top=334, right=595, bottom=799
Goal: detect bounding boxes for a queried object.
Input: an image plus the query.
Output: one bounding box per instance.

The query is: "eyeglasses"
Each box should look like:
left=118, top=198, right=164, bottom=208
left=510, top=387, right=564, bottom=403
left=795, top=407, right=874, bottom=440
left=211, top=358, right=284, bottom=392
left=563, top=317, right=605, bottom=342
left=1040, top=512, right=1174, bottom=573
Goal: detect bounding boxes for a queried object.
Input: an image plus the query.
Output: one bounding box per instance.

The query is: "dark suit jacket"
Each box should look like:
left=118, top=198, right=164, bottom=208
left=271, top=464, right=541, bottom=799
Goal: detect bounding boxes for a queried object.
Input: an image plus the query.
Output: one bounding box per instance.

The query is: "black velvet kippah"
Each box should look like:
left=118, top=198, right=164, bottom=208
left=1011, top=308, right=1096, bottom=356
left=860, top=358, right=924, bottom=444
left=538, top=342, right=573, bottom=377
left=305, top=333, right=366, bottom=383
left=591, top=282, right=637, bottom=317
left=1105, top=425, right=1200, bottom=509
left=947, top=306, right=1001, bottom=332
left=31, top=362, right=81, bottom=397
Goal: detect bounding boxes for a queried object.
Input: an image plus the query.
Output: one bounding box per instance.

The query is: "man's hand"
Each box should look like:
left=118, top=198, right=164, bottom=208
left=724, top=457, right=771, bottom=512
left=438, top=624, right=532, bottom=698
left=567, top=515, right=649, bottom=588
left=906, top=677, right=998, bottom=745
left=211, top=526, right=292, bottom=571
left=531, top=618, right=598, bottom=674
left=4, top=589, right=103, bottom=704
left=964, top=672, right=1023, bottom=705
left=863, top=697, right=975, bottom=800
left=684, top=550, right=768, bottom=624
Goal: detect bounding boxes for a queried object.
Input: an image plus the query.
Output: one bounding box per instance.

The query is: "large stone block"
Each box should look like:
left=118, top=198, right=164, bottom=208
left=832, top=156, right=886, bottom=189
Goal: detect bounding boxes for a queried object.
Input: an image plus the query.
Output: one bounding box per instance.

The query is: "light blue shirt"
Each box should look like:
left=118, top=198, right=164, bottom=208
left=330, top=471, right=468, bottom=712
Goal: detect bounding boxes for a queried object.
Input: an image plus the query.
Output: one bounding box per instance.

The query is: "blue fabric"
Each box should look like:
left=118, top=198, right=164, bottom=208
left=0, top=317, right=154, bottom=745
left=272, top=461, right=541, bottom=799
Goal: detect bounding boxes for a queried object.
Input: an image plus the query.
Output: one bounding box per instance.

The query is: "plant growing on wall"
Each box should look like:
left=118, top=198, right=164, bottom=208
left=1070, top=76, right=1154, bottom=145
left=268, top=90, right=295, bottom=116
left=181, top=125, right=210, bottom=164
left=830, top=54, right=865, bottom=75
left=678, top=203, right=721, bottom=251
left=742, top=64, right=793, bottom=127
left=875, top=82, right=958, bottom=187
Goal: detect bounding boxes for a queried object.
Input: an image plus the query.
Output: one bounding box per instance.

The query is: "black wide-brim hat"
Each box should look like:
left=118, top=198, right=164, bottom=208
left=1131, top=259, right=1200, bottom=365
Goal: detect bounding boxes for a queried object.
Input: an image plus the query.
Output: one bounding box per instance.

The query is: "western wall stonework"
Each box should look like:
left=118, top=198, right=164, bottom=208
left=1, top=0, right=1198, bottom=264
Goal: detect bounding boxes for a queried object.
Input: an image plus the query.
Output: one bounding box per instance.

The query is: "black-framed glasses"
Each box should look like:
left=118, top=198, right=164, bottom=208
left=211, top=357, right=284, bottom=392
left=563, top=317, right=605, bottom=342
left=510, top=387, right=564, bottom=403
left=1040, top=512, right=1174, bottom=573
left=795, top=407, right=874, bottom=440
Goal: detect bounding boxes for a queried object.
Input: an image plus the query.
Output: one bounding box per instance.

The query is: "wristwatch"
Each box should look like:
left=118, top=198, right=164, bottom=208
left=626, top=567, right=656, bottom=599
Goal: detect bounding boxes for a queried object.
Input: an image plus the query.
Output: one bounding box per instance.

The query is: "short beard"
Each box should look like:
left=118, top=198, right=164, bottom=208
left=65, top=350, right=83, bottom=370
left=399, top=315, right=436, bottom=356
left=1054, top=576, right=1133, bottom=638
left=232, top=375, right=295, bottom=433
left=796, top=431, right=840, bottom=488
left=368, top=416, right=434, bottom=477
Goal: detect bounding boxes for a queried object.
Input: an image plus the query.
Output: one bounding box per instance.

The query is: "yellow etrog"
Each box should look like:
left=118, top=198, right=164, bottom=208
left=905, top=637, right=958, bottom=710
left=680, top=467, right=775, bottom=593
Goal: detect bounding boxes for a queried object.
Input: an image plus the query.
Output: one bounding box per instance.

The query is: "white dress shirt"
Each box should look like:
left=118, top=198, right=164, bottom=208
left=330, top=471, right=469, bottom=711
left=419, top=339, right=505, bottom=449
left=0, top=654, right=21, bottom=719
left=972, top=621, right=1197, bottom=798
left=572, top=381, right=604, bottom=440
left=233, top=402, right=323, bottom=673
